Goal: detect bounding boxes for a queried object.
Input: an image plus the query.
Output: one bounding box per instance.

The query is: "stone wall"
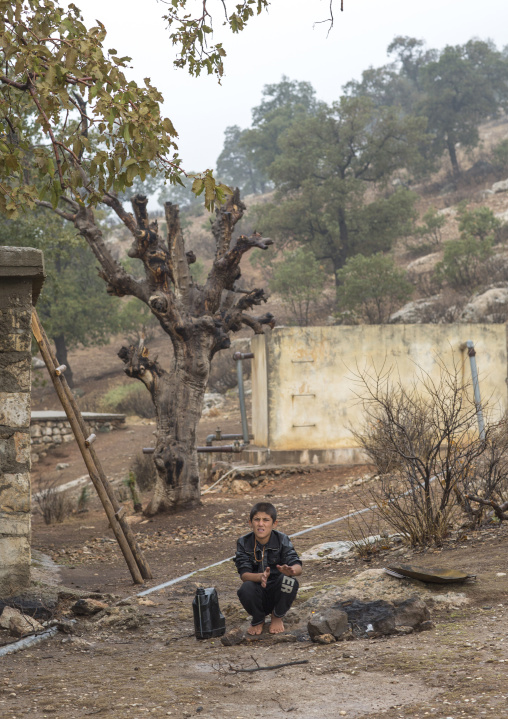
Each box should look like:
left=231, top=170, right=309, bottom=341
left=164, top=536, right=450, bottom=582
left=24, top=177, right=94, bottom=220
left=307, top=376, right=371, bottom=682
left=249, top=325, right=508, bottom=465
left=30, top=411, right=125, bottom=462
left=0, top=247, right=45, bottom=598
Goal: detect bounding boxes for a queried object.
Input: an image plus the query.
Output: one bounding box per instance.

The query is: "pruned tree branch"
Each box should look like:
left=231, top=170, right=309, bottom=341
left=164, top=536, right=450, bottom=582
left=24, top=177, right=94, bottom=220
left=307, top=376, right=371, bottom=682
left=211, top=187, right=246, bottom=259
left=205, top=232, right=273, bottom=313
left=118, top=341, right=166, bottom=397
left=165, top=201, right=193, bottom=300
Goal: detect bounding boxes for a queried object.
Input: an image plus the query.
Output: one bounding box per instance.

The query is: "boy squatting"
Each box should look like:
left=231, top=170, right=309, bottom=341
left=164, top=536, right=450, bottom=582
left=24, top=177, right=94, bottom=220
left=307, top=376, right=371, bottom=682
left=234, top=502, right=302, bottom=635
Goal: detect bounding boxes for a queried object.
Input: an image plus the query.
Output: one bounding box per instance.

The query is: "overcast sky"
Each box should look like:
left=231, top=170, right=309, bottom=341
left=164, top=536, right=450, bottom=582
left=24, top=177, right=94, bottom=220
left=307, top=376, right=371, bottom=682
left=75, top=0, right=507, bottom=173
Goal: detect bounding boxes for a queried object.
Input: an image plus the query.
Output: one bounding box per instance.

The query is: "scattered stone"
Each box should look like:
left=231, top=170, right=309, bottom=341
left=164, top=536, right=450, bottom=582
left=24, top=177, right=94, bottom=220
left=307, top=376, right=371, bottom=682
left=95, top=607, right=148, bottom=630
left=53, top=619, right=76, bottom=634
left=229, top=479, right=251, bottom=494
left=61, top=636, right=94, bottom=648
left=71, top=598, right=109, bottom=616
left=220, top=627, right=245, bottom=646
left=417, top=620, right=435, bottom=632
left=56, top=462, right=70, bottom=470
left=314, top=633, right=336, bottom=645
left=0, top=606, right=43, bottom=637
left=271, top=633, right=298, bottom=644
left=137, top=598, right=157, bottom=607
left=308, top=608, right=349, bottom=641
left=393, top=597, right=430, bottom=628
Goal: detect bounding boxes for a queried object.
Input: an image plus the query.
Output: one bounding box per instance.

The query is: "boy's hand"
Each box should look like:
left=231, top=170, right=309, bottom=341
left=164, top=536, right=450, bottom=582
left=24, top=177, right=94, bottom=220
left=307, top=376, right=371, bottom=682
left=276, top=564, right=297, bottom=577
left=261, top=567, right=270, bottom=588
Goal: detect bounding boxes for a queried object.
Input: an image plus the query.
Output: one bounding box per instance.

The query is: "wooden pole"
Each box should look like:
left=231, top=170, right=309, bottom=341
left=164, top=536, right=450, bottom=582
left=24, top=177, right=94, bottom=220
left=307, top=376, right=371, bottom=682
left=31, top=310, right=145, bottom=585
left=59, top=376, right=153, bottom=580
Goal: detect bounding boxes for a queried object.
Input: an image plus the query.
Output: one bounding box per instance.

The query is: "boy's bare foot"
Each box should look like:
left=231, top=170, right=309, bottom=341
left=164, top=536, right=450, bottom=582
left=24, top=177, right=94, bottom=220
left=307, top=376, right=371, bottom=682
left=247, top=623, right=264, bottom=635
left=269, top=615, right=285, bottom=634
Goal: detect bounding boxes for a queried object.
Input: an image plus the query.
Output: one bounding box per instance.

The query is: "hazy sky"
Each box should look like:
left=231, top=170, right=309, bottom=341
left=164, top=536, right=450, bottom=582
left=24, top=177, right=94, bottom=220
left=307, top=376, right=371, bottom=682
left=75, top=0, right=507, bottom=173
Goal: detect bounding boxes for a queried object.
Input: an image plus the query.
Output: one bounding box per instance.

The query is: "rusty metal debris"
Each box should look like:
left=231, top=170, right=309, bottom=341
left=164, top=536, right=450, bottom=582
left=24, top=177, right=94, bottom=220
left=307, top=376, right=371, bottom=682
left=385, top=565, right=476, bottom=584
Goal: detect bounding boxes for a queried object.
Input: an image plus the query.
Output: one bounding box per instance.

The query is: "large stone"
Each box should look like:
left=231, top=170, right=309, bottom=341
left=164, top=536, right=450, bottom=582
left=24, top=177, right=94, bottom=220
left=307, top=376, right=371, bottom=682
left=0, top=606, right=43, bottom=637
left=71, top=598, right=109, bottom=616
left=460, top=287, right=508, bottom=323
left=337, top=599, right=396, bottom=637
left=220, top=627, right=245, bottom=646
left=389, top=296, right=442, bottom=324
left=307, top=607, right=349, bottom=640
left=492, top=178, right=508, bottom=193
left=393, top=597, right=431, bottom=628
left=229, top=480, right=251, bottom=494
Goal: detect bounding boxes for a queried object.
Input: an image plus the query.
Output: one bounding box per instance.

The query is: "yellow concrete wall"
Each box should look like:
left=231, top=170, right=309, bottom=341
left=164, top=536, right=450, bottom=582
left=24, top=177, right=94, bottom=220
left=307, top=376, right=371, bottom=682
left=251, top=325, right=507, bottom=452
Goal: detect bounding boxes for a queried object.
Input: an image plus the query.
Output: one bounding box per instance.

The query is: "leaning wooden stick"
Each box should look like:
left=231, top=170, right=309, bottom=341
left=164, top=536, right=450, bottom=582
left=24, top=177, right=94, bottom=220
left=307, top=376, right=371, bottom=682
left=31, top=309, right=149, bottom=584
left=56, top=361, right=152, bottom=580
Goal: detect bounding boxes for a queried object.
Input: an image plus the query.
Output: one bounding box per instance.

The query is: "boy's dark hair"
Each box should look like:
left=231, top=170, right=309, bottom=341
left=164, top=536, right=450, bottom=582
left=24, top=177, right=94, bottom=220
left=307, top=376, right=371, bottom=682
left=249, top=502, right=277, bottom=522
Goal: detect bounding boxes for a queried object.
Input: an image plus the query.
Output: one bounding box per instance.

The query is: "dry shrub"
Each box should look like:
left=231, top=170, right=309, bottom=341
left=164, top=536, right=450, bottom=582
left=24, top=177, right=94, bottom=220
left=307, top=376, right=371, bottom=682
left=34, top=479, right=72, bottom=525
left=459, top=416, right=508, bottom=525
left=102, top=384, right=155, bottom=418
left=347, top=510, right=388, bottom=559
left=130, top=453, right=157, bottom=492
left=352, top=360, right=492, bottom=546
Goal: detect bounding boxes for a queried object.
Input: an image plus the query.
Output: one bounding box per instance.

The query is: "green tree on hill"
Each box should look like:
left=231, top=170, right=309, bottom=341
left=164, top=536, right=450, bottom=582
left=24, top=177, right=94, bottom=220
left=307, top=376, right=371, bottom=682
left=0, top=211, right=122, bottom=387
left=420, top=40, right=508, bottom=177
left=337, top=253, right=413, bottom=324
left=216, top=125, right=268, bottom=196
left=270, top=247, right=327, bottom=326
left=254, top=95, right=424, bottom=293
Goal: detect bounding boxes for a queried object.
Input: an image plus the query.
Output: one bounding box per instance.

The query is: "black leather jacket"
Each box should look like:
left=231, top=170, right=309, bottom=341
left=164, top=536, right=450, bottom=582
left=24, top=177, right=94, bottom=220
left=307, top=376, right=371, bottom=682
left=234, top=530, right=302, bottom=580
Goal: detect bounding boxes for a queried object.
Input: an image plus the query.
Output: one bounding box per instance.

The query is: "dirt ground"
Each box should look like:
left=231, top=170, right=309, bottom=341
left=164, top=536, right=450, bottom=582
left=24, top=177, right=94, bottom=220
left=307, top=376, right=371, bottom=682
left=3, top=424, right=508, bottom=719
left=6, top=346, right=508, bottom=719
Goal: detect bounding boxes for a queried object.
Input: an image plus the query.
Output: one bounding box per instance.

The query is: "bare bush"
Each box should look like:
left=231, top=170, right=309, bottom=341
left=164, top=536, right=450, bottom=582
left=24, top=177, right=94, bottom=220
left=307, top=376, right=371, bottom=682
left=460, top=417, right=508, bottom=524
left=347, top=510, right=388, bottom=559
left=352, top=361, right=490, bottom=545
left=34, top=479, right=72, bottom=525
left=130, top=453, right=157, bottom=492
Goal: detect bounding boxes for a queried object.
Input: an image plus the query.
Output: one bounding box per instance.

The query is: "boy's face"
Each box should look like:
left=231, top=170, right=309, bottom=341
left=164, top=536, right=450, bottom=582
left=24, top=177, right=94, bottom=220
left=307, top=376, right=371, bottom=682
left=250, top=511, right=277, bottom=543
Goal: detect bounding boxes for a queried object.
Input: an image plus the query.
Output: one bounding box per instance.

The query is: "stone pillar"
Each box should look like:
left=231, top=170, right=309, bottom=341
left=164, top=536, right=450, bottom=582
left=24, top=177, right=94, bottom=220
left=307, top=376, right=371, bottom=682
left=0, top=247, right=45, bottom=598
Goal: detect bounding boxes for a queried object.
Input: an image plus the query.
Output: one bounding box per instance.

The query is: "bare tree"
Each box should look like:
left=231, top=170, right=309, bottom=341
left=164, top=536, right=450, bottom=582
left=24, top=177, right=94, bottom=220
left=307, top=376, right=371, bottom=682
left=49, top=190, right=274, bottom=515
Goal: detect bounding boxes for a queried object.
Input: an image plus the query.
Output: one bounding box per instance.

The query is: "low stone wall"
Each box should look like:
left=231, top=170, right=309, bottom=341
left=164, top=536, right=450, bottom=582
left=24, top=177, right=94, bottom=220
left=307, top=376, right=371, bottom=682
left=30, top=411, right=125, bottom=461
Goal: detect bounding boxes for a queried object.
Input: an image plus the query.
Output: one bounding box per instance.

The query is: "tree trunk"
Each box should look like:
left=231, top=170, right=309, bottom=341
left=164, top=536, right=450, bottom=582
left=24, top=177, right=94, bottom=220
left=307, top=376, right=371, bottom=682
left=53, top=333, right=74, bottom=388
left=146, top=372, right=206, bottom=514
left=446, top=134, right=460, bottom=177
left=120, top=327, right=215, bottom=515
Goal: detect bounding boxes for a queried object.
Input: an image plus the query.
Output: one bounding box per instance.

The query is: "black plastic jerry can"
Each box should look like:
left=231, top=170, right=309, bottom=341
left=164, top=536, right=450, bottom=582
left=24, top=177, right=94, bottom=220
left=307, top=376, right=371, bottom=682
left=192, top=587, right=226, bottom=640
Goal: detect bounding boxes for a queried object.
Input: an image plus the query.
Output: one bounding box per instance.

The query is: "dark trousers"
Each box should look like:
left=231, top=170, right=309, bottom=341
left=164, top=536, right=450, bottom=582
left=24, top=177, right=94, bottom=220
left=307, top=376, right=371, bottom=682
left=237, top=574, right=299, bottom=626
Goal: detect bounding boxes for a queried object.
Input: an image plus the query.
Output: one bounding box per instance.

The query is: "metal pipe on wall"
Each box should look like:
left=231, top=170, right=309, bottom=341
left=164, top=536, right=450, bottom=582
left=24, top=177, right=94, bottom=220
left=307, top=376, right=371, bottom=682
left=466, top=340, right=486, bottom=440
left=233, top=351, right=254, bottom=445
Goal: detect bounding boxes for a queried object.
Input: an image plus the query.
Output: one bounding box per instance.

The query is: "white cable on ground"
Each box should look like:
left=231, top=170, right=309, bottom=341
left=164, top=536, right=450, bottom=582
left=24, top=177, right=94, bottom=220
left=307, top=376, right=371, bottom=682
left=136, top=504, right=373, bottom=597
left=137, top=473, right=440, bottom=598
left=0, top=626, right=59, bottom=657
